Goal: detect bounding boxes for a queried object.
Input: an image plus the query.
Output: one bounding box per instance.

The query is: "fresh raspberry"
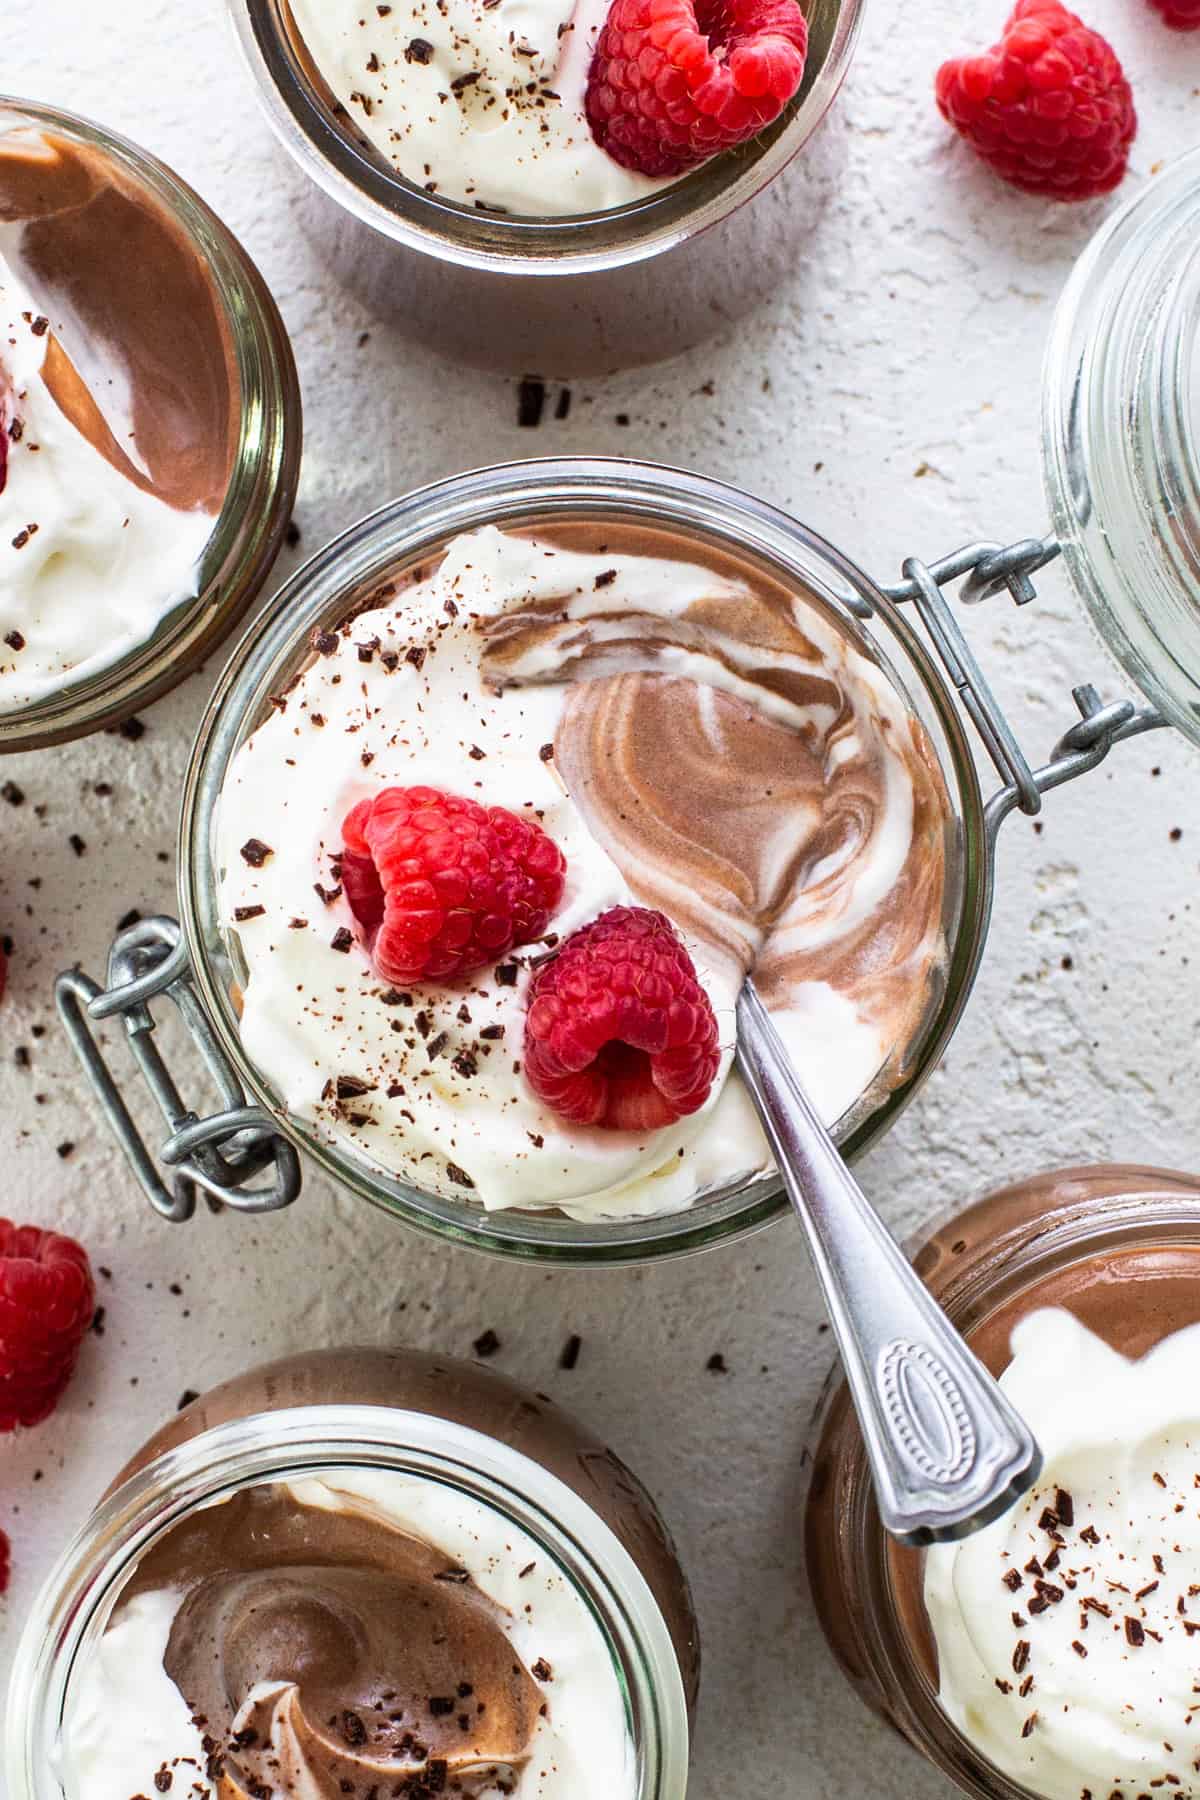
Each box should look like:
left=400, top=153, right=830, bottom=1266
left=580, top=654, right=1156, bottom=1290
left=935, top=0, right=1135, bottom=201
left=1146, top=0, right=1200, bottom=25
left=0, top=1527, right=9, bottom=1596
left=341, top=786, right=567, bottom=985
left=523, top=906, right=721, bottom=1131
left=0, top=1221, right=95, bottom=1433
left=586, top=0, right=808, bottom=178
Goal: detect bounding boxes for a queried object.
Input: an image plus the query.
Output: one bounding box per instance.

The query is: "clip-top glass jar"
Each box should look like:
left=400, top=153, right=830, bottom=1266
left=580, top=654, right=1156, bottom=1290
left=804, top=1163, right=1200, bottom=1800
left=7, top=1346, right=695, bottom=1800
left=1043, top=145, right=1200, bottom=747
left=56, top=457, right=1164, bottom=1265
left=0, top=96, right=301, bottom=751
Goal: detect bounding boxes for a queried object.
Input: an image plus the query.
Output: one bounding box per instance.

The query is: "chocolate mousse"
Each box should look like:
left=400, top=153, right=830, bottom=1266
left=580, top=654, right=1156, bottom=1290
left=0, top=110, right=296, bottom=736
left=217, top=519, right=952, bottom=1221
left=57, top=1349, right=697, bottom=1800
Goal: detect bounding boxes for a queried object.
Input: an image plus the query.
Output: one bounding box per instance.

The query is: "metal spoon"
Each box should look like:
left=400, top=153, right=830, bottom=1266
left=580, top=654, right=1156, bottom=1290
left=735, top=980, right=1041, bottom=1545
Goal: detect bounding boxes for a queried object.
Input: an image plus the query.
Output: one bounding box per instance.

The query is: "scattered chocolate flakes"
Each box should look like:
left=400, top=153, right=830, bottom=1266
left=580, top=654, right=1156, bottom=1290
left=1082, top=1596, right=1112, bottom=1617
left=1012, top=1639, right=1031, bottom=1675
left=1021, top=1713, right=1038, bottom=1739
left=555, top=388, right=572, bottom=420
left=518, top=376, right=546, bottom=428
left=285, top=520, right=301, bottom=548
left=405, top=35, right=433, bottom=60
left=56, top=1141, right=75, bottom=1160
left=434, top=1567, right=471, bottom=1584
left=119, top=716, right=146, bottom=740
left=311, top=627, right=340, bottom=656
left=1080, top=1525, right=1101, bottom=1547
left=331, top=927, right=354, bottom=952
left=234, top=904, right=266, bottom=922
left=342, top=1711, right=368, bottom=1747
left=240, top=838, right=273, bottom=868
left=495, top=961, right=519, bottom=985
left=446, top=1163, right=475, bottom=1188
left=472, top=1328, right=501, bottom=1358
left=538, top=742, right=554, bottom=762
left=706, top=1352, right=728, bottom=1373
left=68, top=832, right=87, bottom=857
left=559, top=1333, right=582, bottom=1370
left=426, top=1031, right=449, bottom=1061
left=30, top=314, right=49, bottom=337
left=1071, top=1640, right=1088, bottom=1658
left=177, top=1389, right=199, bottom=1410
left=4, top=629, right=26, bottom=651
left=335, top=1075, right=373, bottom=1100
left=154, top=1768, right=173, bottom=1792
left=480, top=1023, right=504, bottom=1040
left=1038, top=1507, right=1060, bottom=1534
left=117, top=907, right=142, bottom=931
left=405, top=644, right=427, bottom=671
left=314, top=882, right=342, bottom=906
left=1003, top=1569, right=1023, bottom=1593
left=1, top=780, right=24, bottom=805
left=995, top=1678, right=1012, bottom=1694
left=1125, top=1616, right=1146, bottom=1646
left=593, top=568, right=617, bottom=588
left=1055, top=1489, right=1075, bottom=1527
left=1136, top=1580, right=1160, bottom=1600
left=531, top=1659, right=553, bottom=1682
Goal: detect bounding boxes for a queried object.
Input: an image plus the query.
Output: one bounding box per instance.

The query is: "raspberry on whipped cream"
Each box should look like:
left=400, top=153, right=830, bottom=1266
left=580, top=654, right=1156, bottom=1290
left=217, top=523, right=951, bottom=1222
left=284, top=0, right=805, bottom=214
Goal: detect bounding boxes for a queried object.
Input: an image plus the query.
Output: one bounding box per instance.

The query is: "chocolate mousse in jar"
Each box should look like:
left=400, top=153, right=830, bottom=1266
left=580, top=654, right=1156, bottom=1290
left=805, top=1162, right=1200, bottom=1800
left=7, top=1346, right=695, bottom=1800
left=0, top=99, right=300, bottom=750
left=95, top=453, right=980, bottom=1261
left=225, top=0, right=862, bottom=370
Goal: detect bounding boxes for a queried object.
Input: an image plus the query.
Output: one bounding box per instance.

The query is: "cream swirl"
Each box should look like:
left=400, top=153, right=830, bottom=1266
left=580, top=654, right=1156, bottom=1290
left=217, top=524, right=951, bottom=1219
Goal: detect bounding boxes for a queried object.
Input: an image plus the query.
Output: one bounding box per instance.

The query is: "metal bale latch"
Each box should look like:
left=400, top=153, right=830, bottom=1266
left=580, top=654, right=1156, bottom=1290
left=56, top=916, right=301, bottom=1222
left=882, top=534, right=1165, bottom=837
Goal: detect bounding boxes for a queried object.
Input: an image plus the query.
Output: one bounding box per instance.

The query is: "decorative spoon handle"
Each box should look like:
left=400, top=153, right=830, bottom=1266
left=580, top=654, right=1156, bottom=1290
left=735, top=980, right=1041, bottom=1545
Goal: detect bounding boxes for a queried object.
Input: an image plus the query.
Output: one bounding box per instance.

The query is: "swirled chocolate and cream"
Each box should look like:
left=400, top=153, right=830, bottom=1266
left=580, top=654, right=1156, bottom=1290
left=217, top=524, right=951, bottom=1220
left=59, top=1469, right=633, bottom=1800
left=925, top=1308, right=1200, bottom=1800
left=282, top=0, right=666, bottom=214
left=0, top=126, right=236, bottom=710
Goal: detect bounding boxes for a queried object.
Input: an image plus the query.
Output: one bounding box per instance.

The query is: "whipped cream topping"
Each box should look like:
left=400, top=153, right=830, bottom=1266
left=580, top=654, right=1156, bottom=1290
left=0, top=127, right=236, bottom=711
left=284, top=0, right=668, bottom=215
left=217, top=524, right=949, bottom=1221
left=60, top=1468, right=634, bottom=1800
left=925, top=1309, right=1200, bottom=1800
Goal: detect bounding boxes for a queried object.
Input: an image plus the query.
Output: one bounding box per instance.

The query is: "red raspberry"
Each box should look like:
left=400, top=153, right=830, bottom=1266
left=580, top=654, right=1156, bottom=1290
left=341, top=786, right=567, bottom=985
left=0, top=1221, right=95, bottom=1433
left=1146, top=0, right=1200, bottom=24
left=935, top=0, right=1135, bottom=201
left=523, top=906, right=721, bottom=1131
left=585, top=0, right=808, bottom=178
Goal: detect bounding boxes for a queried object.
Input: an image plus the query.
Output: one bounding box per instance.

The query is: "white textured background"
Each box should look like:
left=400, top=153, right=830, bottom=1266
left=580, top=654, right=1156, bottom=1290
left=1, top=0, right=1199, bottom=1792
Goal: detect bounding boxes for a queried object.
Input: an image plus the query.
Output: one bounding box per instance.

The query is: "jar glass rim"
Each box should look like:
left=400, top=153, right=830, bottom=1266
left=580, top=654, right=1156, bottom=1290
left=227, top=0, right=865, bottom=274
left=0, top=92, right=301, bottom=751
left=6, top=1401, right=690, bottom=1800
left=1042, top=145, right=1200, bottom=748
left=177, top=456, right=993, bottom=1263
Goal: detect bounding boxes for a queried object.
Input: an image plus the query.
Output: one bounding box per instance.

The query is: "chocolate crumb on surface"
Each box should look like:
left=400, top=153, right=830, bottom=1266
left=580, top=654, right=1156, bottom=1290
left=559, top=1333, right=582, bottom=1371
left=1125, top=1616, right=1146, bottom=1646
left=472, top=1328, right=501, bottom=1358
left=239, top=838, right=273, bottom=867
left=706, top=1352, right=728, bottom=1373
left=517, top=376, right=546, bottom=428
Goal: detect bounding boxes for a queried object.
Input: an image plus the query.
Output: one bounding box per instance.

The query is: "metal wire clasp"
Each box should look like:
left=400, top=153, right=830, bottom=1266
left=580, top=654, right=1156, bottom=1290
left=882, top=537, right=1166, bottom=841
left=56, top=917, right=301, bottom=1222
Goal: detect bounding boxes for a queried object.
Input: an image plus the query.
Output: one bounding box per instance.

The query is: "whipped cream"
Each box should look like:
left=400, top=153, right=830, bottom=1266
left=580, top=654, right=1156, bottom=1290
left=285, top=0, right=668, bottom=214
left=925, top=1309, right=1200, bottom=1800
left=60, top=1468, right=635, bottom=1800
left=0, top=251, right=213, bottom=711
left=217, top=525, right=948, bottom=1221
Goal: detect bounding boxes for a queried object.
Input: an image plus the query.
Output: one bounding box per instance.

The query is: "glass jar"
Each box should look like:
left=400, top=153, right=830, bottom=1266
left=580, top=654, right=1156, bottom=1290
left=803, top=1162, right=1200, bottom=1800
left=1043, top=147, right=1200, bottom=748
left=6, top=1346, right=694, bottom=1800
left=57, top=457, right=1161, bottom=1263
left=0, top=98, right=302, bottom=752
left=228, top=0, right=862, bottom=276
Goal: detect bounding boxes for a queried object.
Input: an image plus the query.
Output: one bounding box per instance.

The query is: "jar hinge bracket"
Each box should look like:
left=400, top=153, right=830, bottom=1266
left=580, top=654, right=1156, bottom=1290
left=55, top=916, right=301, bottom=1222
left=882, top=536, right=1166, bottom=842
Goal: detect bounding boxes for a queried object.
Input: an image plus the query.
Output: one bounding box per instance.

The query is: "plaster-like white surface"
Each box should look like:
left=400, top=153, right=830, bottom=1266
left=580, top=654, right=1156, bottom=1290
left=1, top=2, right=1198, bottom=1796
